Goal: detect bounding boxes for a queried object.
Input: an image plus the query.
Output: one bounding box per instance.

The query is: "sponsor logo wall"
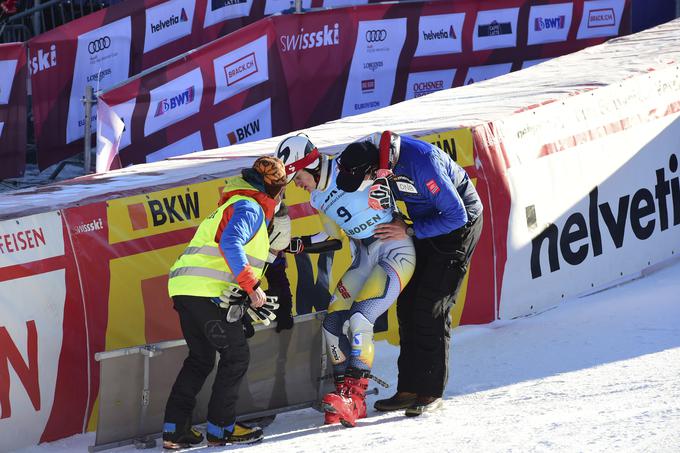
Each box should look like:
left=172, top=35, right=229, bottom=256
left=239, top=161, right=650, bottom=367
left=97, top=0, right=632, bottom=170
left=28, top=0, right=323, bottom=173
left=0, top=43, right=27, bottom=179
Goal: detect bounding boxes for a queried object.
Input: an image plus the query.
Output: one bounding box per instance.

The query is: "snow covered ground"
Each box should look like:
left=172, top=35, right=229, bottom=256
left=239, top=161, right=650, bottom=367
left=18, top=259, right=680, bottom=453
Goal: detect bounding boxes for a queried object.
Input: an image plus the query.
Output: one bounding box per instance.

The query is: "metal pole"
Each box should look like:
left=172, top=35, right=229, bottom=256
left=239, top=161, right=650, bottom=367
left=295, top=0, right=302, bottom=14
left=83, top=85, right=94, bottom=174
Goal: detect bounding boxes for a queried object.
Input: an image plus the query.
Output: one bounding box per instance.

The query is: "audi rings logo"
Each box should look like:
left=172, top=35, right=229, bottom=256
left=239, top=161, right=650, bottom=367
left=88, top=36, right=111, bottom=54
left=365, top=29, right=387, bottom=42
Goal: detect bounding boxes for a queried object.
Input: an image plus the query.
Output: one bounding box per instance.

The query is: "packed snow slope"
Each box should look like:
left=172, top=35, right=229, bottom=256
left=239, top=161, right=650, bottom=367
left=18, top=259, right=680, bottom=453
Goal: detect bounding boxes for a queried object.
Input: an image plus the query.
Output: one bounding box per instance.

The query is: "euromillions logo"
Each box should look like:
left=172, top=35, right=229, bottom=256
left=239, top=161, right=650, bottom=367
left=154, top=86, right=195, bottom=117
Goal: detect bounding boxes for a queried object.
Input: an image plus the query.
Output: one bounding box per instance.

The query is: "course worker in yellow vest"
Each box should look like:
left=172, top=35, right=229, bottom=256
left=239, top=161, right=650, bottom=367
left=162, top=156, right=287, bottom=450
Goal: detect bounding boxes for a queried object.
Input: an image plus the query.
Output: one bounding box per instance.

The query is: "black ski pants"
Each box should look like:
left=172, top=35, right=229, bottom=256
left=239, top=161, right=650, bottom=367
left=164, top=294, right=249, bottom=427
left=396, top=214, right=483, bottom=397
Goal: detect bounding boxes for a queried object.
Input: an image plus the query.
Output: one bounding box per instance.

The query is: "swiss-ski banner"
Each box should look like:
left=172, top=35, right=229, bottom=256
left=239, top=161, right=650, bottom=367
left=97, top=0, right=632, bottom=170
left=30, top=0, right=379, bottom=170
left=0, top=42, right=27, bottom=179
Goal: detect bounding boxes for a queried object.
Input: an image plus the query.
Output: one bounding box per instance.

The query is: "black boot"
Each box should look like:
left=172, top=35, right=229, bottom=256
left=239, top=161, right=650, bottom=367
left=162, top=420, right=203, bottom=450
left=373, top=392, right=418, bottom=412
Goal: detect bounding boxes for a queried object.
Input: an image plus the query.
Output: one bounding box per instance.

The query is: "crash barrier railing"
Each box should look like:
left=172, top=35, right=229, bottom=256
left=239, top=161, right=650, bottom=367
left=0, top=0, right=115, bottom=43
left=90, top=311, right=335, bottom=452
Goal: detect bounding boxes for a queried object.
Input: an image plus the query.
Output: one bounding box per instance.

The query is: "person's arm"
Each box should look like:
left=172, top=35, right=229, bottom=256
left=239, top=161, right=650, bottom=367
left=216, top=200, right=264, bottom=294
left=287, top=212, right=343, bottom=254
left=411, top=153, right=468, bottom=237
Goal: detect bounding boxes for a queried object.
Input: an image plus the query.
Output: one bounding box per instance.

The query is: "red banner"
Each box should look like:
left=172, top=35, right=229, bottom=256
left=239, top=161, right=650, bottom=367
left=0, top=42, right=27, bottom=179
left=98, top=0, right=632, bottom=169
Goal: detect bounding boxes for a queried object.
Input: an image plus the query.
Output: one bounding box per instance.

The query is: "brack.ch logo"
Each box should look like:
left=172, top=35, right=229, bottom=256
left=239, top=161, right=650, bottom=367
left=88, top=36, right=111, bottom=54
left=365, top=29, right=387, bottom=43
left=588, top=8, right=615, bottom=28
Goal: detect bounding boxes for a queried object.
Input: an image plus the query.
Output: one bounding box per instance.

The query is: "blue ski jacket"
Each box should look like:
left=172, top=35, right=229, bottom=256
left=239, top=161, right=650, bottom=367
left=392, top=135, right=483, bottom=239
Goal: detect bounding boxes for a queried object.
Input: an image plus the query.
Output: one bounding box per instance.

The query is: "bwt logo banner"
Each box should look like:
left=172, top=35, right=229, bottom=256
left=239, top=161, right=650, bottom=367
left=530, top=154, right=680, bottom=279
left=144, top=67, right=203, bottom=136
left=154, top=86, right=195, bottom=117
left=279, top=23, right=340, bottom=52
left=534, top=16, right=565, bottom=31
left=225, top=52, right=258, bottom=86
left=528, top=3, right=572, bottom=45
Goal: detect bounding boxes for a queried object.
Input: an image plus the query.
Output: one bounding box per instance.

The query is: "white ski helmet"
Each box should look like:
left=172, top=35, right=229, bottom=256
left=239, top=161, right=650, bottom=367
left=276, top=135, right=332, bottom=190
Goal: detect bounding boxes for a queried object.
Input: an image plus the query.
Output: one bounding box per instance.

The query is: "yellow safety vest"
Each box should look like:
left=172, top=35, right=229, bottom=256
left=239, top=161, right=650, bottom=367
left=168, top=178, right=270, bottom=298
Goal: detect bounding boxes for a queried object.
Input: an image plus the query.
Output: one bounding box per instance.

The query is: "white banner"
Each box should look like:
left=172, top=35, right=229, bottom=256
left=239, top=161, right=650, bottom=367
left=577, top=0, right=625, bottom=40
left=264, top=0, right=311, bottom=15
left=414, top=13, right=465, bottom=57
left=342, top=18, right=407, bottom=117
left=214, top=98, right=272, bottom=148
left=0, top=270, right=67, bottom=452
left=144, top=67, right=203, bottom=137
left=143, top=0, right=196, bottom=53
left=66, top=17, right=132, bottom=144
left=213, top=35, right=269, bottom=105
left=0, top=212, right=64, bottom=268
left=473, top=8, right=519, bottom=51
left=203, top=0, right=254, bottom=28
left=464, top=63, right=512, bottom=85
left=527, top=3, right=573, bottom=45
left=96, top=99, right=125, bottom=173
left=146, top=131, right=204, bottom=162
left=405, top=69, right=456, bottom=100
left=498, top=66, right=680, bottom=318
left=0, top=59, right=18, bottom=105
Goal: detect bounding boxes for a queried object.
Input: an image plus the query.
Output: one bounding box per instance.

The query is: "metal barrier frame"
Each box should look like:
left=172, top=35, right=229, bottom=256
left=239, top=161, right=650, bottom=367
left=89, top=311, right=333, bottom=452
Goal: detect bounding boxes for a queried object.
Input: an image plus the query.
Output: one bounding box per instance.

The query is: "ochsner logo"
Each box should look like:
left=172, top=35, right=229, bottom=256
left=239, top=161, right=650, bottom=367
left=588, top=8, right=615, bottom=28
left=151, top=8, right=188, bottom=33
left=279, top=23, right=339, bottom=52
left=154, top=86, right=195, bottom=117
left=534, top=16, right=565, bottom=31
left=530, top=154, right=680, bottom=279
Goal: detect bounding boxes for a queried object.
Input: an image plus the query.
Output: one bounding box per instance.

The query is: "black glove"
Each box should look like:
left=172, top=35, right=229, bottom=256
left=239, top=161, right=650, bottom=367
left=285, top=237, right=308, bottom=254
left=246, top=296, right=279, bottom=326
left=242, top=312, right=255, bottom=339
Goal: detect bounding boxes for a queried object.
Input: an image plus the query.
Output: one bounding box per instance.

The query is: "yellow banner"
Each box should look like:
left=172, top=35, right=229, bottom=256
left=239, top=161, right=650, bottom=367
left=419, top=128, right=474, bottom=167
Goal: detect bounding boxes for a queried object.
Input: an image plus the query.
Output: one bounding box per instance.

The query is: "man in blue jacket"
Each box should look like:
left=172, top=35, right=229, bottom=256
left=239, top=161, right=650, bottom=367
left=336, top=132, right=483, bottom=416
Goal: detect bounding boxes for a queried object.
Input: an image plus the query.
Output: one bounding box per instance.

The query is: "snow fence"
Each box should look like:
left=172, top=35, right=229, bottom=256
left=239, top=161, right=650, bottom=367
left=1, top=16, right=680, bottom=451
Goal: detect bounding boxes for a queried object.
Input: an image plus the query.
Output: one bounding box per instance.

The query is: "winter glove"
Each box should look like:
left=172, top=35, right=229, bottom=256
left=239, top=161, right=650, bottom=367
left=215, top=287, right=279, bottom=326
left=285, top=237, right=308, bottom=254
left=268, top=212, right=292, bottom=255
left=242, top=312, right=255, bottom=339
left=368, top=177, right=392, bottom=210
left=246, top=295, right=279, bottom=326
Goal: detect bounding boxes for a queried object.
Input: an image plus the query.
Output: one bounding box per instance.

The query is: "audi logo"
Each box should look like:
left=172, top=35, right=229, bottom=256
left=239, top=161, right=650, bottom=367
left=88, top=36, right=111, bottom=54
left=365, top=29, right=387, bottom=43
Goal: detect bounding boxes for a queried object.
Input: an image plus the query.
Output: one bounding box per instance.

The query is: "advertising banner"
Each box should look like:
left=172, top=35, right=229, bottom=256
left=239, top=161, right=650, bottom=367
left=0, top=42, right=27, bottom=179
left=97, top=0, right=633, bottom=171
left=495, top=65, right=680, bottom=319
left=28, top=0, right=298, bottom=171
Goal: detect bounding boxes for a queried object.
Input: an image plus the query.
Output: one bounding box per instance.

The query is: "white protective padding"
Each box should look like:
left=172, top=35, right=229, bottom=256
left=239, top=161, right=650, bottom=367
left=3, top=21, right=680, bottom=323
left=2, top=20, right=680, bottom=220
